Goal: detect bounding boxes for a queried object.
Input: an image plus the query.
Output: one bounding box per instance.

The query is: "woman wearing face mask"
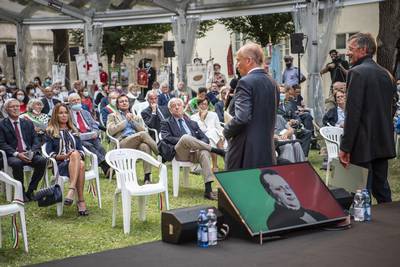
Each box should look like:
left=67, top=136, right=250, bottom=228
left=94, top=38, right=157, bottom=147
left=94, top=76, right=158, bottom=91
left=20, top=98, right=49, bottom=143
left=25, top=84, right=37, bottom=100
left=191, top=98, right=226, bottom=171
left=12, top=89, right=29, bottom=113
left=78, top=87, right=93, bottom=112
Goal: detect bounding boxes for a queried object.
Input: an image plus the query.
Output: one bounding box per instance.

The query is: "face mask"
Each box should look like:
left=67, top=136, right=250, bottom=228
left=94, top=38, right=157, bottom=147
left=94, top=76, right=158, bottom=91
left=32, top=109, right=41, bottom=115
left=110, top=99, right=117, bottom=106
left=280, top=93, right=286, bottom=102
left=71, top=103, right=82, bottom=111
left=285, top=63, right=292, bottom=68
left=121, top=67, right=126, bottom=71
left=83, top=91, right=90, bottom=97
left=145, top=63, right=150, bottom=68
left=53, top=89, right=60, bottom=95
left=17, top=95, right=24, bottom=101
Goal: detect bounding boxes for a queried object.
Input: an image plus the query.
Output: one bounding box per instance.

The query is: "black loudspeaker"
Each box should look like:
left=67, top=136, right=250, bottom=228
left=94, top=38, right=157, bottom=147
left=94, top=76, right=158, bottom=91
left=161, top=205, right=222, bottom=244
left=330, top=187, right=353, bottom=211
left=163, top=41, right=175, bottom=58
left=6, top=44, right=16, bottom=57
left=69, top=47, right=79, bottom=61
left=290, top=33, right=304, bottom=54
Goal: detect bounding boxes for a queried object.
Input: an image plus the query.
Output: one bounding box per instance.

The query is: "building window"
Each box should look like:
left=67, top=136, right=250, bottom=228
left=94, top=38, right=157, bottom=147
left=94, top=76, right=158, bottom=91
left=336, top=32, right=359, bottom=49
left=234, top=32, right=241, bottom=52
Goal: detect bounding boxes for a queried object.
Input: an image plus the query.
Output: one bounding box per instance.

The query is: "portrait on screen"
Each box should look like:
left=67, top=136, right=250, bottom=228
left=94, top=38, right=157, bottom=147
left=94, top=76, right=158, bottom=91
left=215, top=162, right=346, bottom=235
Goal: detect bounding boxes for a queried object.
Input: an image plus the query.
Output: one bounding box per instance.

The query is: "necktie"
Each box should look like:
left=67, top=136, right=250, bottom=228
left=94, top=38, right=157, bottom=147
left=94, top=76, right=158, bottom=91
left=178, top=118, right=187, bottom=135
left=165, top=94, right=170, bottom=101
left=14, top=121, right=24, bottom=152
left=76, top=112, right=87, bottom=133
left=157, top=107, right=165, bottom=120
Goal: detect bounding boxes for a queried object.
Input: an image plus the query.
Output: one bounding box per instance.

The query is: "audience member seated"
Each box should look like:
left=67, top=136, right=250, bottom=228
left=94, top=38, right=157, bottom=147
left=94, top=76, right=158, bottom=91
left=20, top=98, right=50, bottom=144
left=107, top=94, right=159, bottom=183
left=191, top=98, right=226, bottom=171
left=325, top=82, right=346, bottom=111
left=275, top=114, right=306, bottom=163
left=68, top=93, right=110, bottom=176
left=0, top=85, right=9, bottom=118
left=186, top=87, right=212, bottom=115
left=45, top=103, right=88, bottom=216
left=159, top=98, right=225, bottom=200
left=127, top=83, right=140, bottom=107
left=323, top=89, right=346, bottom=127
left=206, top=83, right=220, bottom=106
left=69, top=80, right=82, bottom=95
left=95, top=84, right=110, bottom=110
left=25, top=84, right=36, bottom=100
left=158, top=82, right=175, bottom=107
left=13, top=89, right=29, bottom=113
left=141, top=90, right=171, bottom=140
left=0, top=99, right=46, bottom=202
left=214, top=86, right=230, bottom=123
left=79, top=87, right=94, bottom=113
left=100, top=91, right=120, bottom=126
left=292, top=84, right=305, bottom=108
left=41, top=86, right=61, bottom=115
left=173, top=81, right=190, bottom=105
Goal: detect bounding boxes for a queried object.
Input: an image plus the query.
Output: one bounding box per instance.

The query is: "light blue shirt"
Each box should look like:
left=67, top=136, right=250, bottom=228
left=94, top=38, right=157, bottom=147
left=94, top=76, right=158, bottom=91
left=336, top=106, right=345, bottom=127
left=174, top=117, right=191, bottom=136
left=282, top=66, right=305, bottom=87
left=121, top=112, right=136, bottom=137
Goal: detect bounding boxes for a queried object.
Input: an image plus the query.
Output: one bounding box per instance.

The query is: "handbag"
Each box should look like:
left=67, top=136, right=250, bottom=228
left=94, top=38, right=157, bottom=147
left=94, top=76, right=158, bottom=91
left=34, top=184, right=63, bottom=207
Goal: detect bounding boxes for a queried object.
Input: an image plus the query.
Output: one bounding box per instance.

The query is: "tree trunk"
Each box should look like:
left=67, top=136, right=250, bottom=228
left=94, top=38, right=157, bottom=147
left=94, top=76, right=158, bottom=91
left=115, top=48, right=124, bottom=64
left=52, top=29, right=71, bottom=89
left=377, top=0, right=400, bottom=73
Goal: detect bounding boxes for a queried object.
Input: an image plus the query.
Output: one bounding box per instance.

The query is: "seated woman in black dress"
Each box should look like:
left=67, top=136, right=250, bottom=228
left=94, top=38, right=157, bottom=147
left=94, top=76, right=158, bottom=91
left=45, top=103, right=88, bottom=216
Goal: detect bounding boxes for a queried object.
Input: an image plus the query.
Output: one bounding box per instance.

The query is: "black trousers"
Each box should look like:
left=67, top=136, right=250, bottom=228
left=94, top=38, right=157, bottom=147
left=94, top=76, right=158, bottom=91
left=8, top=154, right=47, bottom=193
left=359, top=158, right=392, bottom=204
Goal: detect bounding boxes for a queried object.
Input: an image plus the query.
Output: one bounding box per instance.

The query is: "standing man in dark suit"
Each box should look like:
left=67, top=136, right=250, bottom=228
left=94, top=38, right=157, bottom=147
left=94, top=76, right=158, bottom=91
left=141, top=90, right=171, bottom=140
left=224, top=43, right=278, bottom=170
left=160, top=98, right=225, bottom=200
left=0, top=99, right=47, bottom=201
left=41, top=86, right=61, bottom=115
left=339, top=33, right=397, bottom=203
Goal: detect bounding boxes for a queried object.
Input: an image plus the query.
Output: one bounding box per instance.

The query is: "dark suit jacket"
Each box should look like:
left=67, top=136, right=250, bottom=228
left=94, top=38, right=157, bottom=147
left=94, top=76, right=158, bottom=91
left=159, top=116, right=209, bottom=161
left=224, top=69, right=278, bottom=170
left=322, top=106, right=338, bottom=126
left=158, top=93, right=174, bottom=107
left=0, top=118, right=41, bottom=157
left=340, top=56, right=396, bottom=164
left=277, top=100, right=299, bottom=121
left=141, top=105, right=171, bottom=133
left=41, top=97, right=61, bottom=115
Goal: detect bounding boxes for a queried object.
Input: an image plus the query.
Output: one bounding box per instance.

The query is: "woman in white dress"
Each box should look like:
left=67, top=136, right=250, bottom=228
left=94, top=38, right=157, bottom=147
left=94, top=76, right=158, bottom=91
left=191, top=98, right=226, bottom=171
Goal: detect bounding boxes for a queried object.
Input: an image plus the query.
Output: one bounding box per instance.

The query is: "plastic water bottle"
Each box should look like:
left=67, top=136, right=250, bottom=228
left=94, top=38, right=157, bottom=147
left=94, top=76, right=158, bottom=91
left=207, top=209, right=217, bottom=246
left=197, top=210, right=208, bottom=248
left=362, top=189, right=371, bottom=222
left=353, top=189, right=365, bottom=222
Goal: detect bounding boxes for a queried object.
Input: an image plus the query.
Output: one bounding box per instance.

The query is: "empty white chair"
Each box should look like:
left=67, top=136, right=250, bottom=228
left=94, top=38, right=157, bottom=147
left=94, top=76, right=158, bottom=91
left=0, top=171, right=28, bottom=252
left=319, top=126, right=344, bottom=185
left=105, top=149, right=169, bottom=234
left=41, top=144, right=102, bottom=216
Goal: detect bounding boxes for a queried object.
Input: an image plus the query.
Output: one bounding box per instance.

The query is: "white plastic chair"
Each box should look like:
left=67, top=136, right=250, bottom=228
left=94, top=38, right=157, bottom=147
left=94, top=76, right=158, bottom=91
left=171, top=158, right=195, bottom=197
left=319, top=126, right=344, bottom=185
left=0, top=171, right=28, bottom=252
left=106, top=128, right=120, bottom=181
left=105, top=149, right=169, bottom=234
left=41, top=144, right=102, bottom=216
left=0, top=149, right=49, bottom=202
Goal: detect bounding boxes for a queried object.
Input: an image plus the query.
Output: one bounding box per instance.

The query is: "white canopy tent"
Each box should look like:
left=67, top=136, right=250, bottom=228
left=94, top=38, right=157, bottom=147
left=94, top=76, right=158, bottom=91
left=0, top=0, right=381, bottom=123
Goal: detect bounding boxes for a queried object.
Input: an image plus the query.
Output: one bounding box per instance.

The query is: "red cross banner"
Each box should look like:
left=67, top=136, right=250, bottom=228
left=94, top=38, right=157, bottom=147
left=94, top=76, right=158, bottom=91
left=75, top=53, right=100, bottom=84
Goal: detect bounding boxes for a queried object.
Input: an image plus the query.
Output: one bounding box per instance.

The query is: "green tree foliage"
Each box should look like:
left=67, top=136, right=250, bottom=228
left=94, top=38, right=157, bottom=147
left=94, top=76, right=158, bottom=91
left=197, top=20, right=217, bottom=38
left=219, top=13, right=294, bottom=46
left=71, top=24, right=171, bottom=63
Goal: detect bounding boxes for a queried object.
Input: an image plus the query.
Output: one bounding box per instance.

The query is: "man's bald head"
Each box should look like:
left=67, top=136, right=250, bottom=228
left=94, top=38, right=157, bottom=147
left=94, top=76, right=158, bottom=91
left=237, top=43, right=264, bottom=66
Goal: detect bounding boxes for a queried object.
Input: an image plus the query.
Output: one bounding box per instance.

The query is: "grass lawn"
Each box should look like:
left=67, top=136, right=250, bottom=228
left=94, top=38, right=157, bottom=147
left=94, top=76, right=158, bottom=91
left=0, top=149, right=398, bottom=266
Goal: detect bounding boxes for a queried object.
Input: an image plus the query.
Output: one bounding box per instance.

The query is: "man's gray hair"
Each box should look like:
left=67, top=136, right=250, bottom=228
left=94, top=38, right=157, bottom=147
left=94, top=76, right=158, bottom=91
left=4, top=98, right=19, bottom=112
left=68, top=92, right=81, bottom=102
left=27, top=98, right=43, bottom=112
left=167, top=97, right=184, bottom=110
left=348, top=32, right=377, bottom=56
left=146, top=90, right=158, bottom=101
left=0, top=85, right=6, bottom=91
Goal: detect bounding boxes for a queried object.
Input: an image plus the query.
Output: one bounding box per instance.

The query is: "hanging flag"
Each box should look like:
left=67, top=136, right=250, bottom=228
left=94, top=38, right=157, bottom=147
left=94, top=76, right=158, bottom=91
left=186, top=63, right=207, bottom=93
left=75, top=53, right=100, bottom=84
left=137, top=68, right=148, bottom=87
left=227, top=44, right=234, bottom=78
left=205, top=58, right=214, bottom=88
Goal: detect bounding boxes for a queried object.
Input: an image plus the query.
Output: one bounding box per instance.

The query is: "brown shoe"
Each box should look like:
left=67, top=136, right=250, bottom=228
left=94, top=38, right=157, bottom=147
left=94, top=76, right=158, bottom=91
left=204, top=191, right=218, bottom=201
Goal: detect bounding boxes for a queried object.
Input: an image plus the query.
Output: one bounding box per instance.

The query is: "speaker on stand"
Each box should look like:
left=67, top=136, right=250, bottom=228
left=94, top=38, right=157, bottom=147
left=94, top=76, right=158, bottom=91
left=290, top=33, right=305, bottom=85
left=6, top=44, right=16, bottom=79
left=163, top=41, right=175, bottom=90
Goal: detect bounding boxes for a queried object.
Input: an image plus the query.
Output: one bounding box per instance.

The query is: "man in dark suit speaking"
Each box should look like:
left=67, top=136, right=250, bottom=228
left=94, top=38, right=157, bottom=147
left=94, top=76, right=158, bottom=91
left=224, top=43, right=278, bottom=170
left=339, top=33, right=397, bottom=203
left=0, top=99, right=47, bottom=201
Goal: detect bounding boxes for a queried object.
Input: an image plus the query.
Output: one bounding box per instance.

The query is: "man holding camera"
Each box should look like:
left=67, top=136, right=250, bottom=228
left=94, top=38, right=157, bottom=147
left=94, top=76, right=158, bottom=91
left=320, top=49, right=350, bottom=86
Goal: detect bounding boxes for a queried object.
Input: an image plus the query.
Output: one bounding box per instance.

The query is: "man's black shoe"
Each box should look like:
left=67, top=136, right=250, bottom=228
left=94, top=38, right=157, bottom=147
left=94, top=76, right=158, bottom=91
left=211, top=147, right=226, bottom=157
left=204, top=191, right=218, bottom=201
left=24, top=192, right=33, bottom=203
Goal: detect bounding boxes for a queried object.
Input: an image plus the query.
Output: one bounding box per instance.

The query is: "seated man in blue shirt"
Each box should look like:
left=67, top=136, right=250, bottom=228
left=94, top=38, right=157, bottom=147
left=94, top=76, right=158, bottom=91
left=107, top=94, right=158, bottom=183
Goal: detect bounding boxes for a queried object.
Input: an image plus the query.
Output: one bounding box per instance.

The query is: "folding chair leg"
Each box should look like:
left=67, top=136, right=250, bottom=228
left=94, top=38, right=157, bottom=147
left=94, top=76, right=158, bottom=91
left=0, top=217, right=2, bottom=249
left=182, top=167, right=190, bottom=188
left=326, top=161, right=331, bottom=186
left=96, top=179, right=102, bottom=209
left=172, top=163, right=180, bottom=197
left=164, top=190, right=170, bottom=210
left=19, top=209, right=28, bottom=253
left=138, top=196, right=146, bottom=221
left=112, top=192, right=118, bottom=228
left=121, top=192, right=132, bottom=234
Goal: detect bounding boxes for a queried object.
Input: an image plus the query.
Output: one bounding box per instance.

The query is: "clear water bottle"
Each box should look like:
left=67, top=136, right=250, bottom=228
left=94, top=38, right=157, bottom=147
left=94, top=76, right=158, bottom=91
left=197, top=210, right=208, bottom=248
left=362, top=189, right=371, bottom=222
left=207, top=209, right=217, bottom=246
left=353, top=189, right=365, bottom=222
